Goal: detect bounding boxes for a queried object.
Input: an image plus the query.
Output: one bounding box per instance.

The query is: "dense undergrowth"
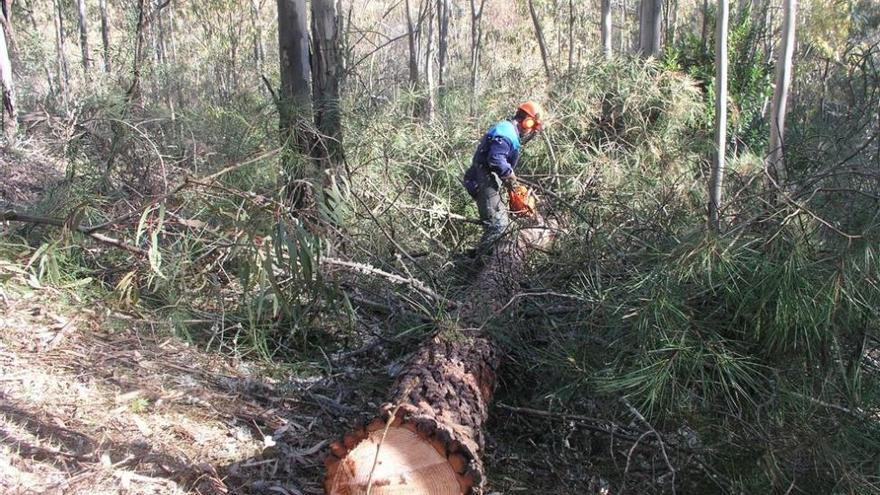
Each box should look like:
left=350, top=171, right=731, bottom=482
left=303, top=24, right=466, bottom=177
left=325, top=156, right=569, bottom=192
left=4, top=50, right=880, bottom=493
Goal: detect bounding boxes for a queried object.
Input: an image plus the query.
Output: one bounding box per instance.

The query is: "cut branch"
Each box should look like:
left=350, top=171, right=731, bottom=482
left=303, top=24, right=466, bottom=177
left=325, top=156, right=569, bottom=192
left=322, top=256, right=453, bottom=308
left=1, top=210, right=146, bottom=255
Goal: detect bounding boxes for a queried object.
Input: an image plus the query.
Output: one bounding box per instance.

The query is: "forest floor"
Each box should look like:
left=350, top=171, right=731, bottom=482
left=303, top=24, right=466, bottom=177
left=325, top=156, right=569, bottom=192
left=0, top=146, right=614, bottom=494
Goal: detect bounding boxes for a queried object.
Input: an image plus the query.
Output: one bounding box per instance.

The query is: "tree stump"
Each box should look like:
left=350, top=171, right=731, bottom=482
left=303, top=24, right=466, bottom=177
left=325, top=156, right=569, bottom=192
left=324, top=224, right=555, bottom=495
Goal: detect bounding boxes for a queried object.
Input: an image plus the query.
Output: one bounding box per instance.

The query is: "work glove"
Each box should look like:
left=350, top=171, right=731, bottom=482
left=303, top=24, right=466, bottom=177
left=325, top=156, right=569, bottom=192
left=500, top=173, right=519, bottom=191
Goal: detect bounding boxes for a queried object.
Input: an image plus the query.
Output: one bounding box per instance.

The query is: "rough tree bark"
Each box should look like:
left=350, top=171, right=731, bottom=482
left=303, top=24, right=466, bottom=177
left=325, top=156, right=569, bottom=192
left=277, top=0, right=314, bottom=206
left=638, top=0, right=662, bottom=57
left=324, top=224, right=556, bottom=494
left=0, top=7, right=15, bottom=145
left=99, top=0, right=110, bottom=72
left=766, top=0, right=797, bottom=186
left=709, top=0, right=729, bottom=231
left=311, top=0, right=343, bottom=163
left=601, top=0, right=613, bottom=59
left=528, top=0, right=552, bottom=81
left=76, top=0, right=91, bottom=74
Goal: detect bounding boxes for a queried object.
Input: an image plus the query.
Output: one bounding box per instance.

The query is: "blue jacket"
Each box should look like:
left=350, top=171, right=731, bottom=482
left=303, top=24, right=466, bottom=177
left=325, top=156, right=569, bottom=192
left=463, top=120, right=521, bottom=196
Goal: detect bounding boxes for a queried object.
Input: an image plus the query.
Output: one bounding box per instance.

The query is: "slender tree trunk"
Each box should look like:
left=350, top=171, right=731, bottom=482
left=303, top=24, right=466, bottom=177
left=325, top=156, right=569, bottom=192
left=52, top=0, right=70, bottom=110
left=0, top=0, right=15, bottom=62
left=568, top=0, right=575, bottom=70
left=0, top=10, right=15, bottom=145
left=528, top=0, right=552, bottom=80
left=709, top=0, right=729, bottom=231
left=103, top=0, right=146, bottom=182
left=701, top=0, right=710, bottom=45
left=277, top=0, right=312, bottom=131
left=638, top=0, right=662, bottom=57
left=766, top=0, right=796, bottom=186
left=437, top=0, right=449, bottom=89
left=311, top=0, right=343, bottom=163
left=469, top=0, right=485, bottom=114
left=601, top=0, right=613, bottom=59
left=423, top=1, right=435, bottom=122
left=155, top=0, right=167, bottom=65
left=99, top=0, right=110, bottom=72
left=277, top=0, right=314, bottom=206
left=250, top=0, right=264, bottom=75
left=669, top=0, right=679, bottom=45
left=405, top=0, right=420, bottom=93
left=76, top=0, right=91, bottom=75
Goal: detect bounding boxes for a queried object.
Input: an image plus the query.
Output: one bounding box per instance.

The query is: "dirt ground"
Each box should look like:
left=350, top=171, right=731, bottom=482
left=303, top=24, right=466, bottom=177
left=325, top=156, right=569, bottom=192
left=0, top=270, right=391, bottom=495
left=0, top=145, right=64, bottom=210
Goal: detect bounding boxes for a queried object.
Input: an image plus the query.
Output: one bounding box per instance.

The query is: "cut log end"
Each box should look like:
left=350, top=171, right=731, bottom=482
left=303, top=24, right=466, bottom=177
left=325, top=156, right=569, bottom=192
left=325, top=422, right=476, bottom=495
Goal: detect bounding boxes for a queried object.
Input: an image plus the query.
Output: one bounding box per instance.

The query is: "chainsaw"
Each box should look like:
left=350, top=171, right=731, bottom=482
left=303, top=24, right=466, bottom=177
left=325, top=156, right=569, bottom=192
left=508, top=184, right=539, bottom=219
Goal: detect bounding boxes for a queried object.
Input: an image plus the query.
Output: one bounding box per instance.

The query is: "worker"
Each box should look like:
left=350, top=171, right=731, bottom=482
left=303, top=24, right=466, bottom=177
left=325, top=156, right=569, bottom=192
left=463, top=101, right=545, bottom=254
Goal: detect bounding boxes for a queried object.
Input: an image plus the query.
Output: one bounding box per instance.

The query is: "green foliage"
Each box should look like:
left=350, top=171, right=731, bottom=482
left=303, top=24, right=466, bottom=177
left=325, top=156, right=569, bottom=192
left=663, top=9, right=773, bottom=153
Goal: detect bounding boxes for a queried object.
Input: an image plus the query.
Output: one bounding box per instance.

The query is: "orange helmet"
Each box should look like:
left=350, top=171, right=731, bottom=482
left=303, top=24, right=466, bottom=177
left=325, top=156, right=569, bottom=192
left=516, top=101, right=546, bottom=132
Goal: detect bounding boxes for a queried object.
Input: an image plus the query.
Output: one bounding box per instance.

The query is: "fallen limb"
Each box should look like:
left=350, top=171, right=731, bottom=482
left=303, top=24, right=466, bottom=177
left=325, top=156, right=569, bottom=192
left=1, top=210, right=146, bottom=255
left=322, top=256, right=455, bottom=309
left=495, top=403, right=644, bottom=442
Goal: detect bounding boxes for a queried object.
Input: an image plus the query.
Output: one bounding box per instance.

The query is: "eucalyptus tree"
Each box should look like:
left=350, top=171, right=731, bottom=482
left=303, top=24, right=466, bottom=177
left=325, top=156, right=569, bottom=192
left=528, top=0, right=552, bottom=80
left=601, top=0, right=612, bottom=59
left=766, top=0, right=797, bottom=186
left=311, top=0, right=343, bottom=162
left=277, top=0, right=311, bottom=139
left=277, top=0, right=313, bottom=205
left=52, top=0, right=69, bottom=109
left=99, top=0, right=110, bottom=72
left=437, top=0, right=450, bottom=89
left=709, top=0, right=729, bottom=230
left=76, top=0, right=90, bottom=74
left=0, top=4, right=14, bottom=144
left=638, top=0, right=662, bottom=57
left=468, top=0, right=486, bottom=113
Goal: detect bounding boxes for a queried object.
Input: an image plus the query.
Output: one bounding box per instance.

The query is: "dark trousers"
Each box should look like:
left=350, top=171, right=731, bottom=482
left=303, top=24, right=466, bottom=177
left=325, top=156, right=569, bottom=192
left=474, top=166, right=510, bottom=253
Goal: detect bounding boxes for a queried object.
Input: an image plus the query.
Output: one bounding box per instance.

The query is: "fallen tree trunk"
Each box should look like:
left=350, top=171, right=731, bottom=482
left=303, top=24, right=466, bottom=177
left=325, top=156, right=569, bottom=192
left=324, top=223, right=555, bottom=495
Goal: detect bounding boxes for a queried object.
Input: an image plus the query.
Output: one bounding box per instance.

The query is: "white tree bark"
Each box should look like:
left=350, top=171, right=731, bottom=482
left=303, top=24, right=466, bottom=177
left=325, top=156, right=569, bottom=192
left=601, top=0, right=613, bottom=59
left=0, top=19, right=16, bottom=144
left=766, top=0, right=797, bottom=185
left=709, top=0, right=729, bottom=231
